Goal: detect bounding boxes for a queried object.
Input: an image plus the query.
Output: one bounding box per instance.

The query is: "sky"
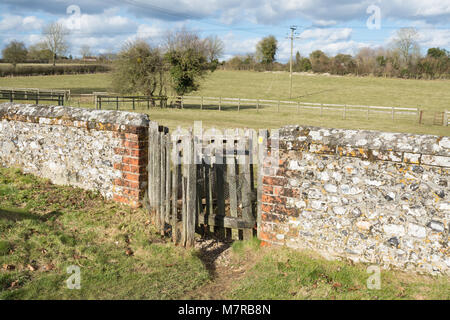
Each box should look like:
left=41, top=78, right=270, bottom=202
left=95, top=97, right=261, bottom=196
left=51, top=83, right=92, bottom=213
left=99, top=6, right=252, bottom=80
left=0, top=0, right=449, bottom=62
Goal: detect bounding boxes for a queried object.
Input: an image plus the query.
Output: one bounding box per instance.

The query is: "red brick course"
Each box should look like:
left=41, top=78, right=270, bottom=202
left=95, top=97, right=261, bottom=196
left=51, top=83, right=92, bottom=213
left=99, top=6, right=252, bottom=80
left=112, top=126, right=149, bottom=208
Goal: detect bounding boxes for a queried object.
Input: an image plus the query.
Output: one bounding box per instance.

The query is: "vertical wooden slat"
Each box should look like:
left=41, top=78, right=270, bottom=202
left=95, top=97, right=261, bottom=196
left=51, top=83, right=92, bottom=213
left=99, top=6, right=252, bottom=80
left=160, top=131, right=166, bottom=235
left=226, top=131, right=239, bottom=240
left=215, top=135, right=226, bottom=238
left=185, top=130, right=196, bottom=247
left=241, top=130, right=254, bottom=240
left=181, top=159, right=187, bottom=246
left=257, top=129, right=268, bottom=239
left=149, top=122, right=159, bottom=225
left=165, top=132, right=171, bottom=225
left=206, top=160, right=214, bottom=234
left=155, top=127, right=162, bottom=231
left=171, top=139, right=179, bottom=244
left=148, top=123, right=153, bottom=214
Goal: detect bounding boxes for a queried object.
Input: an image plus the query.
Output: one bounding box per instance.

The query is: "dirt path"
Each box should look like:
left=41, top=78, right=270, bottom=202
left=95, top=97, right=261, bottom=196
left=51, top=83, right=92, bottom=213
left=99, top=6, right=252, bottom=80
left=185, top=239, right=254, bottom=299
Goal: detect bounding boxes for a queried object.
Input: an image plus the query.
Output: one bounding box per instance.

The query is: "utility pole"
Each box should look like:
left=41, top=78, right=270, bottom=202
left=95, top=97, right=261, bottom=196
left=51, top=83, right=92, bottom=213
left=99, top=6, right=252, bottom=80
left=288, top=26, right=299, bottom=99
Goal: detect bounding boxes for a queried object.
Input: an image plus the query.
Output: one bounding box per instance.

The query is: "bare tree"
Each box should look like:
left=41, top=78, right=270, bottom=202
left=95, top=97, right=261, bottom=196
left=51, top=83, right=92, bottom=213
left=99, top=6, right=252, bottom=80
left=42, top=22, right=69, bottom=66
left=80, top=45, right=92, bottom=59
left=203, top=35, right=224, bottom=63
left=391, top=28, right=420, bottom=66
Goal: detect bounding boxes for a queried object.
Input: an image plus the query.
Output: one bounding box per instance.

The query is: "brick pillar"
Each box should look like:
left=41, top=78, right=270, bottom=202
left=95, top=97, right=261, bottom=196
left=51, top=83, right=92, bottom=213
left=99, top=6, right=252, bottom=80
left=112, top=126, right=148, bottom=207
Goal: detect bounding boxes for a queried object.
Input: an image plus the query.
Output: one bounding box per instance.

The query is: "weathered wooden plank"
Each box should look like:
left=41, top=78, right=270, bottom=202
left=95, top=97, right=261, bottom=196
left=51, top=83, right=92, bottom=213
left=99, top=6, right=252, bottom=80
left=215, top=140, right=225, bottom=219
left=257, top=129, right=268, bottom=239
left=150, top=122, right=160, bottom=227
left=160, top=131, right=166, bottom=236
left=226, top=133, right=239, bottom=240
left=171, top=140, right=179, bottom=244
left=185, top=131, right=196, bottom=247
left=165, top=132, right=171, bottom=225
left=197, top=212, right=255, bottom=229
left=206, top=162, right=214, bottom=234
left=181, top=173, right=187, bottom=246
left=241, top=130, right=254, bottom=240
left=148, top=123, right=154, bottom=213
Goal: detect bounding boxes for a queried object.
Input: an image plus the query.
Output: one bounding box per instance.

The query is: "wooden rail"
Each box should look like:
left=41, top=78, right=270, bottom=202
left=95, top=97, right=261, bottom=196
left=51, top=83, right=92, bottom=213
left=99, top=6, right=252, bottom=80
left=0, top=89, right=65, bottom=105
left=178, top=96, right=420, bottom=120
left=0, top=87, right=70, bottom=101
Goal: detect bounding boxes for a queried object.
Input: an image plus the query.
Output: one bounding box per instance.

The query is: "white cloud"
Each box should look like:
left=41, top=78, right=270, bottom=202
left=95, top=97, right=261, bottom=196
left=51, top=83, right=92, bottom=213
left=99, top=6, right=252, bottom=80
left=300, top=28, right=353, bottom=42
left=418, top=29, right=450, bottom=49
left=57, top=10, right=137, bottom=35
left=0, top=14, right=43, bottom=31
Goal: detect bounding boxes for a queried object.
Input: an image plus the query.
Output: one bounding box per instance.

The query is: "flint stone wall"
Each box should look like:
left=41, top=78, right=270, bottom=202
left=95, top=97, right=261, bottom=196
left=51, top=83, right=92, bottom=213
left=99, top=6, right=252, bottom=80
left=0, top=103, right=149, bottom=207
left=260, top=125, right=450, bottom=275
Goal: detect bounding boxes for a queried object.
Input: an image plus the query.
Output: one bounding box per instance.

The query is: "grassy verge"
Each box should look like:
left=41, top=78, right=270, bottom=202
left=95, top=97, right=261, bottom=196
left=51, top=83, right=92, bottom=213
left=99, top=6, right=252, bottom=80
left=228, top=240, right=450, bottom=300
left=0, top=167, right=209, bottom=299
left=1, top=168, right=449, bottom=300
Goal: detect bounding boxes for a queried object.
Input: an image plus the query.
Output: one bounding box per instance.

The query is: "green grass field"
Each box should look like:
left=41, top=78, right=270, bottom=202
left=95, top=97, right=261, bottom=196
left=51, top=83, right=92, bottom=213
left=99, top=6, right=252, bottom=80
left=1, top=167, right=449, bottom=300
left=0, top=71, right=449, bottom=135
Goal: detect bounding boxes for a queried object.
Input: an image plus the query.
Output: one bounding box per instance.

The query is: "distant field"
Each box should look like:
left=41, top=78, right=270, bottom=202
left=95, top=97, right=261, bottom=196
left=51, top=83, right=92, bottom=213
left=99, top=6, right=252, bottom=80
left=0, top=71, right=449, bottom=135
left=0, top=73, right=111, bottom=94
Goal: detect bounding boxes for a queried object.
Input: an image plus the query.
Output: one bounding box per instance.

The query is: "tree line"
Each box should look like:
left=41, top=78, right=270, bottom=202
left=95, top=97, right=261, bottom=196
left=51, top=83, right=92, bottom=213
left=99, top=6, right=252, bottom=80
left=222, top=28, right=449, bottom=80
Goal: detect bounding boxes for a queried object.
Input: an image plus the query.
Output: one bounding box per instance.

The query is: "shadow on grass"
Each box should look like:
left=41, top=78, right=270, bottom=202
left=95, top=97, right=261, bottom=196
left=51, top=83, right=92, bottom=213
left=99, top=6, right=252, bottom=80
left=0, top=207, right=62, bottom=222
left=194, top=240, right=230, bottom=279
left=295, top=88, right=338, bottom=100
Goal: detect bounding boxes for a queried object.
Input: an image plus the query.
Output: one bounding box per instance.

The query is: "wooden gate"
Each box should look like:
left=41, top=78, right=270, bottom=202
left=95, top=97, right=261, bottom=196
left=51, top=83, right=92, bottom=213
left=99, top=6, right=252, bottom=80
left=147, top=122, right=266, bottom=247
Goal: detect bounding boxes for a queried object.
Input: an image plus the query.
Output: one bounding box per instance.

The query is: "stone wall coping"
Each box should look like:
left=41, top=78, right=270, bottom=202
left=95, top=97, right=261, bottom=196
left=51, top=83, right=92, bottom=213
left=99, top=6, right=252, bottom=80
left=0, top=103, right=150, bottom=128
left=277, top=125, right=450, bottom=157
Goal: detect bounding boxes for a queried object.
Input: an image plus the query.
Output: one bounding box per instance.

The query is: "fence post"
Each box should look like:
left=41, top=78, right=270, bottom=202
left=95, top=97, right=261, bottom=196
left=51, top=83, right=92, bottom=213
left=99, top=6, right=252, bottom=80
left=9, top=91, right=13, bottom=102
left=257, top=99, right=259, bottom=112
left=116, top=96, right=119, bottom=110
left=132, top=97, right=135, bottom=110
left=226, top=133, right=239, bottom=240
left=257, top=130, right=268, bottom=239
left=219, top=97, right=222, bottom=111
left=201, top=96, right=203, bottom=110
left=241, top=130, right=254, bottom=240
left=444, top=111, right=448, bottom=126
left=419, top=110, right=423, bottom=124
left=238, top=98, right=240, bottom=112
left=184, top=130, right=196, bottom=248
left=277, top=100, right=280, bottom=112
left=320, top=103, right=323, bottom=117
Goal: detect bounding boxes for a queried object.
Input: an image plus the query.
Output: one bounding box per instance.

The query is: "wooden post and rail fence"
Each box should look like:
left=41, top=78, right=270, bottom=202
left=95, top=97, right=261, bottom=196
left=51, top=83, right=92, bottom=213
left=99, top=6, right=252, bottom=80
left=2, top=87, right=447, bottom=126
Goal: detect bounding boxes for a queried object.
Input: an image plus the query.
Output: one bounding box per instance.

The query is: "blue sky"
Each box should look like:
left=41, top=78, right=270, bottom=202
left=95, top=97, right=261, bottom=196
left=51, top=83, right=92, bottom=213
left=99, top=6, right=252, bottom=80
left=0, top=0, right=449, bottom=62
